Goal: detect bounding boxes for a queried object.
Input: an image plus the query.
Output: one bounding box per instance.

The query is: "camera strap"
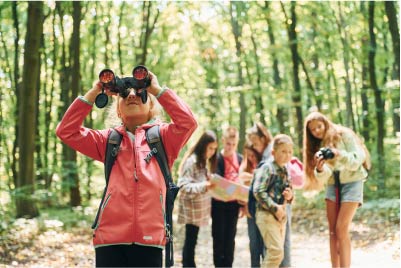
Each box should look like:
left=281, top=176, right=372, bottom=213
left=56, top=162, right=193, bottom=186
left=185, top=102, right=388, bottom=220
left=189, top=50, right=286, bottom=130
left=333, top=170, right=341, bottom=215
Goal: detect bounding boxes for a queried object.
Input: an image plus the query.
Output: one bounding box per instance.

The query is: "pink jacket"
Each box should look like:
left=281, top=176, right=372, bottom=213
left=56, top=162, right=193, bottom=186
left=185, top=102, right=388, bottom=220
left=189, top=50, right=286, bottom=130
left=56, top=89, right=197, bottom=248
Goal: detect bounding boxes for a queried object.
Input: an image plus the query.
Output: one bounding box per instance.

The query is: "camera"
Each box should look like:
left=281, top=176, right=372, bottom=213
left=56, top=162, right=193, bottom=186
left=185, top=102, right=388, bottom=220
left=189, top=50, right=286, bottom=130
left=95, top=65, right=151, bottom=108
left=317, top=147, right=335, bottom=160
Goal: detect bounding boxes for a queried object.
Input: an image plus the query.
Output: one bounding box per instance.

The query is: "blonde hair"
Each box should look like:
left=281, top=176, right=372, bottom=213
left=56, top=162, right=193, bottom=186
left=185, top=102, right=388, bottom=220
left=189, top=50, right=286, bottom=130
left=273, top=134, right=293, bottom=150
left=223, top=126, right=239, bottom=140
left=105, top=94, right=163, bottom=128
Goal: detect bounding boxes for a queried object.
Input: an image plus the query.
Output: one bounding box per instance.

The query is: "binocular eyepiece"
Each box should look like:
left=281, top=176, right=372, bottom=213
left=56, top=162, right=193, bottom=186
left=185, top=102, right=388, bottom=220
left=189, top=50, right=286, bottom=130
left=95, top=65, right=151, bottom=108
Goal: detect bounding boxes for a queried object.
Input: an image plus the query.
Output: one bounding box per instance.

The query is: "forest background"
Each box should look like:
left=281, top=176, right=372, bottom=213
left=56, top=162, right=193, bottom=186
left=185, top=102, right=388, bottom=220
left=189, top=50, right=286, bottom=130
left=0, top=1, right=399, bottom=266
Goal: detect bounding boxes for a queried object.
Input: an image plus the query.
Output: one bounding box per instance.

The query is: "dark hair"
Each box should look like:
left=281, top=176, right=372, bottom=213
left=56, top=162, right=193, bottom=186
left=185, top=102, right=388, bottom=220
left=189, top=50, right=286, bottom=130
left=241, top=141, right=262, bottom=173
left=180, top=130, right=218, bottom=173
left=246, top=122, right=273, bottom=149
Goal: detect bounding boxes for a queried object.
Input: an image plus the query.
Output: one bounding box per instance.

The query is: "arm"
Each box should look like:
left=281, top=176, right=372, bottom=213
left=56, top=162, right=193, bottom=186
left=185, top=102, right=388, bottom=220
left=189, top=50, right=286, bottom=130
left=252, top=164, right=278, bottom=213
left=177, top=156, right=208, bottom=194
left=336, top=131, right=366, bottom=171
left=56, top=85, right=109, bottom=162
left=157, top=89, right=198, bottom=168
left=145, top=71, right=197, bottom=168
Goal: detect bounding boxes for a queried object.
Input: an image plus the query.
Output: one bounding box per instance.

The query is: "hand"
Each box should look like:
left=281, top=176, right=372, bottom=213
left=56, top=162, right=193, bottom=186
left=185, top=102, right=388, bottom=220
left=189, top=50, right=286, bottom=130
left=314, top=151, right=325, bottom=172
left=238, top=205, right=251, bottom=218
left=147, top=71, right=162, bottom=96
left=282, top=187, right=293, bottom=201
left=206, top=181, right=215, bottom=191
left=274, top=205, right=286, bottom=221
left=83, top=81, right=106, bottom=103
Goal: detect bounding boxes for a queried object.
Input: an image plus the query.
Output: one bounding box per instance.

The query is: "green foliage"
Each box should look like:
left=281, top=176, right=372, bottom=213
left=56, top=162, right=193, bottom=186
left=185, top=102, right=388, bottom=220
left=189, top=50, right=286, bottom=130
left=0, top=1, right=399, bottom=218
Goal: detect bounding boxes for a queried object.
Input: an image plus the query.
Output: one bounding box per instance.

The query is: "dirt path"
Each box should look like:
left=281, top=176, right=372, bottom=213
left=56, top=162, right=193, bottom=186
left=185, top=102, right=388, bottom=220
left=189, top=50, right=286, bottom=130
left=2, top=203, right=399, bottom=267
left=173, top=215, right=399, bottom=268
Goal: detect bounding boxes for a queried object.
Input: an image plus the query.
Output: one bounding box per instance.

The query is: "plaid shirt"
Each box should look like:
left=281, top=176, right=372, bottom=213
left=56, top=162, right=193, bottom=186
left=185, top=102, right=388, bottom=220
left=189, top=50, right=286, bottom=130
left=253, top=160, right=292, bottom=214
left=177, top=154, right=211, bottom=227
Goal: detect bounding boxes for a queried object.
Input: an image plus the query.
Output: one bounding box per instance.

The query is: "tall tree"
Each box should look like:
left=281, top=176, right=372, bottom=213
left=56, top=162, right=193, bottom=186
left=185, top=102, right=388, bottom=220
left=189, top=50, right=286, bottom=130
left=384, top=1, right=400, bottom=134
left=263, top=1, right=286, bottom=131
left=368, top=2, right=385, bottom=181
left=11, top=1, right=20, bottom=188
left=229, top=1, right=247, bottom=149
left=16, top=1, right=43, bottom=218
left=137, top=1, right=160, bottom=64
left=384, top=1, right=400, bottom=80
left=281, top=2, right=303, bottom=148
left=360, top=1, right=370, bottom=142
left=334, top=2, right=356, bottom=129
left=68, top=1, right=82, bottom=206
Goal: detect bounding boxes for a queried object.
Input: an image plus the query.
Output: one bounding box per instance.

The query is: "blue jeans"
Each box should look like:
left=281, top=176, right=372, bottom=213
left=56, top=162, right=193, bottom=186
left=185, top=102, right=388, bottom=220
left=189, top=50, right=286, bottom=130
left=281, top=205, right=291, bottom=267
left=247, top=205, right=291, bottom=267
left=247, top=216, right=265, bottom=268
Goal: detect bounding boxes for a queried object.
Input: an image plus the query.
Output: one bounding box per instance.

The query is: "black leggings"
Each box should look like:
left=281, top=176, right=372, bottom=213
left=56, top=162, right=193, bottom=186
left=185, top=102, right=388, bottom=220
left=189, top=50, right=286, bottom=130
left=182, top=224, right=200, bottom=268
left=95, top=244, right=162, bottom=267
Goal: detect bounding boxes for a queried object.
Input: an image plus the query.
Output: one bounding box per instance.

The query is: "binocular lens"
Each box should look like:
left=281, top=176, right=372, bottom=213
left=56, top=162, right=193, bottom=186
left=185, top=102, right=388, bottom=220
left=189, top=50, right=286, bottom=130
left=133, top=66, right=148, bottom=80
left=99, top=69, right=115, bottom=83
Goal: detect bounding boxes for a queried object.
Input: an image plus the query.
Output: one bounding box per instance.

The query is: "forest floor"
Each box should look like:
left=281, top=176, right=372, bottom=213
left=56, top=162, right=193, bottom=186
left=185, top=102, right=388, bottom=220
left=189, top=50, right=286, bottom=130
left=0, top=198, right=399, bottom=268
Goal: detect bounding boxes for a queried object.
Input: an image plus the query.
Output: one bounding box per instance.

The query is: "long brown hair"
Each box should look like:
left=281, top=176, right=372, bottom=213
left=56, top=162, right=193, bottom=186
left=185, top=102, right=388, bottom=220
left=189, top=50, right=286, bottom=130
left=246, top=122, right=273, bottom=151
left=179, top=130, right=218, bottom=174
left=303, top=112, right=342, bottom=190
left=240, top=141, right=262, bottom=173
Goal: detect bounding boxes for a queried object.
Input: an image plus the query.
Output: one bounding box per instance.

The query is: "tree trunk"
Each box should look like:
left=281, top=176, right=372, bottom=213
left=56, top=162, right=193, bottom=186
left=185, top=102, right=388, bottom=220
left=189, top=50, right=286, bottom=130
left=11, top=1, right=20, bottom=188
left=335, top=3, right=355, bottom=129
left=384, top=1, right=400, bottom=80
left=249, top=28, right=265, bottom=126
left=264, top=1, right=286, bottom=132
left=137, top=1, right=160, bottom=65
left=118, top=2, right=126, bottom=74
left=368, top=2, right=385, bottom=183
left=56, top=2, right=72, bottom=200
left=229, top=2, right=247, bottom=150
left=384, top=1, right=400, bottom=133
left=359, top=2, right=370, bottom=142
left=68, top=1, right=82, bottom=207
left=281, top=2, right=303, bottom=148
left=16, top=1, right=43, bottom=218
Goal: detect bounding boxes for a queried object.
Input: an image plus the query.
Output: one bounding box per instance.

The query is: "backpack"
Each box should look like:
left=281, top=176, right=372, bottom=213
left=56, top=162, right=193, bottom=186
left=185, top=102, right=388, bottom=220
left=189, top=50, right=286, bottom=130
left=286, top=157, right=304, bottom=189
left=92, top=125, right=178, bottom=267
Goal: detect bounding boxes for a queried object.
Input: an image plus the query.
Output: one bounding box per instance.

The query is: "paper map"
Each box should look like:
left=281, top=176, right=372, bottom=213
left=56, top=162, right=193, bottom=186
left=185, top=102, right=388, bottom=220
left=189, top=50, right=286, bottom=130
left=209, top=173, right=249, bottom=203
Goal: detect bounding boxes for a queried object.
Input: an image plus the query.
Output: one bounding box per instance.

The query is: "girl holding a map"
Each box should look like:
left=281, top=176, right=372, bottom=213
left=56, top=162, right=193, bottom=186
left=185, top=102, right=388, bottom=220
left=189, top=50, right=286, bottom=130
left=177, top=130, right=218, bottom=268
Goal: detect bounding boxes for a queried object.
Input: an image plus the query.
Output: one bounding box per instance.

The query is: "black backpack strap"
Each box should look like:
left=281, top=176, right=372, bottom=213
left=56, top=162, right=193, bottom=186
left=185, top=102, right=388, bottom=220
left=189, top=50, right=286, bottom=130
left=105, top=129, right=123, bottom=184
left=91, top=129, right=122, bottom=229
left=145, top=125, right=178, bottom=268
left=145, top=125, right=172, bottom=185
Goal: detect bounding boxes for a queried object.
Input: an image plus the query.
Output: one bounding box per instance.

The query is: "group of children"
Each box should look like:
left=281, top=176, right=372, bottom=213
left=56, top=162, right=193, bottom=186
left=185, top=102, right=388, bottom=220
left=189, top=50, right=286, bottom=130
left=56, top=69, right=368, bottom=268
left=177, top=112, right=369, bottom=268
left=176, top=123, right=294, bottom=268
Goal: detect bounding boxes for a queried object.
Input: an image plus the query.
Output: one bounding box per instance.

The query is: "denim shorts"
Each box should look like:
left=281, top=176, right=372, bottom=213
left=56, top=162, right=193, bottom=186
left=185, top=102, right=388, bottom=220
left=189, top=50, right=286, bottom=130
left=325, top=180, right=364, bottom=205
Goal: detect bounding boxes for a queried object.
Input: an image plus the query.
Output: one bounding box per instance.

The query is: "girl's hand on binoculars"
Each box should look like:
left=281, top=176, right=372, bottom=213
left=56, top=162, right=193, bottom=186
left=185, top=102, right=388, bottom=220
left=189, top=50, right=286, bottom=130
left=83, top=81, right=103, bottom=103
left=147, top=71, right=162, bottom=96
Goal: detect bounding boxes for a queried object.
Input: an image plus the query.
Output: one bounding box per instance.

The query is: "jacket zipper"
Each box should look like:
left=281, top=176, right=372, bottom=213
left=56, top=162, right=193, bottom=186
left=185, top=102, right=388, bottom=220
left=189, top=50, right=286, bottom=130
left=160, top=191, right=167, bottom=236
left=94, top=193, right=111, bottom=230
left=133, top=129, right=138, bottom=182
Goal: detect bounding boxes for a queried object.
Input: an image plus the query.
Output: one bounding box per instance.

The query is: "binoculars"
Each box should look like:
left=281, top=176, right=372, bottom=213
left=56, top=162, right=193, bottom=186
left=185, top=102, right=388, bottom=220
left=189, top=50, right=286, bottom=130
left=95, top=65, right=151, bottom=108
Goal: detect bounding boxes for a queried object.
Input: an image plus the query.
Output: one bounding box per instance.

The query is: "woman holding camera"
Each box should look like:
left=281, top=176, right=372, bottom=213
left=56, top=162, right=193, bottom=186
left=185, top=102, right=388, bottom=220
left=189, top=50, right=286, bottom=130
left=303, top=111, right=369, bottom=268
left=56, top=69, right=197, bottom=267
